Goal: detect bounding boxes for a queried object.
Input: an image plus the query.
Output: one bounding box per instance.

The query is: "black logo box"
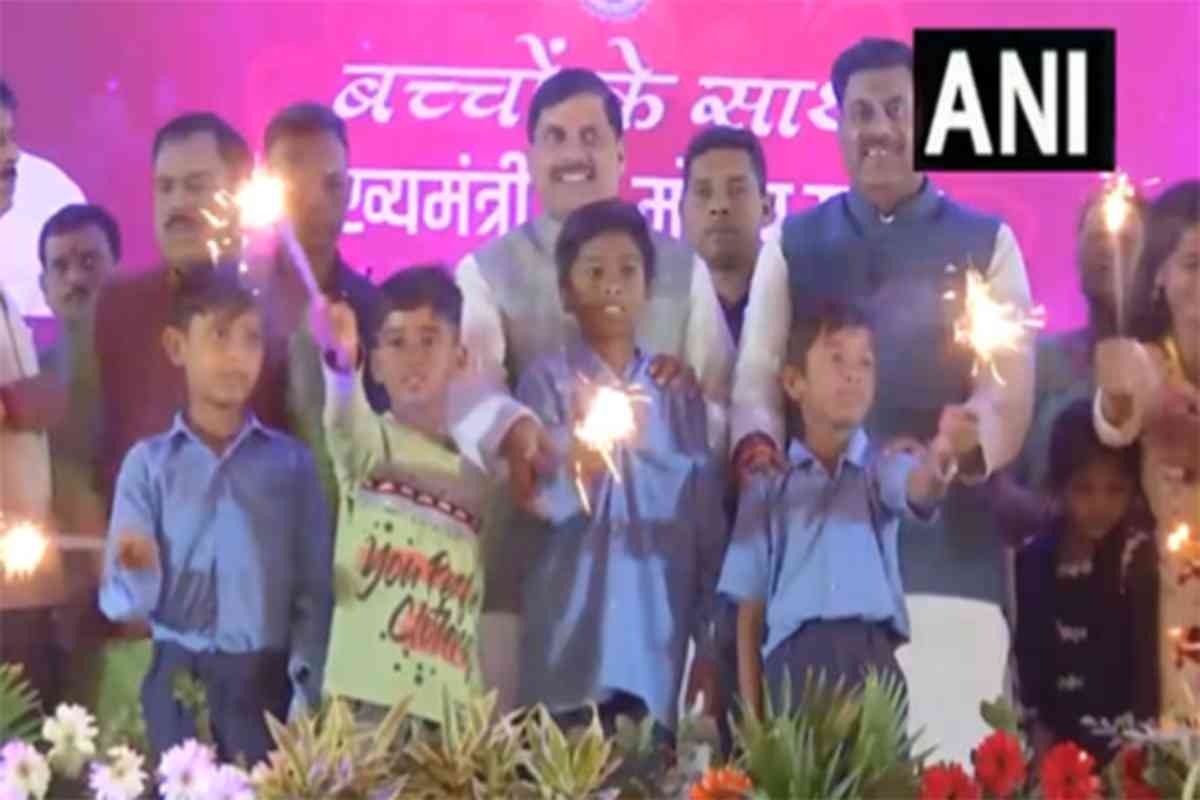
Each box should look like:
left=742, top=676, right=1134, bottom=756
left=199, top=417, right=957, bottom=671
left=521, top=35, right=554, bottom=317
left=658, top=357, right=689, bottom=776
left=913, top=29, right=1115, bottom=172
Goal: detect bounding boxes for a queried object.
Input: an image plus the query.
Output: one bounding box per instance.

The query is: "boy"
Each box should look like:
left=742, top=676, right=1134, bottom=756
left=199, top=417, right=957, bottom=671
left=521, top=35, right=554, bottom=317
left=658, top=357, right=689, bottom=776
left=99, top=267, right=332, bottom=765
left=516, top=199, right=727, bottom=740
left=311, top=266, right=494, bottom=724
left=718, top=300, right=978, bottom=717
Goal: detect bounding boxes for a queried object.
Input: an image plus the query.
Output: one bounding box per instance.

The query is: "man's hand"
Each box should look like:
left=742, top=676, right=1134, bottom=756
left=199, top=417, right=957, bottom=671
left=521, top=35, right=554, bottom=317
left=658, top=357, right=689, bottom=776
left=116, top=532, right=160, bottom=573
left=685, top=656, right=721, bottom=718
left=501, top=417, right=554, bottom=512
left=733, top=432, right=786, bottom=487
left=648, top=354, right=700, bottom=397
left=308, top=299, right=359, bottom=372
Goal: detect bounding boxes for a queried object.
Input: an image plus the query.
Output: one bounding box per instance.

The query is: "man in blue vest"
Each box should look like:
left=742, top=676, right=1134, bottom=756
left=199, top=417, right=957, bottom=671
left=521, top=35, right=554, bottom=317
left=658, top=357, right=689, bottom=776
left=730, top=38, right=1035, bottom=763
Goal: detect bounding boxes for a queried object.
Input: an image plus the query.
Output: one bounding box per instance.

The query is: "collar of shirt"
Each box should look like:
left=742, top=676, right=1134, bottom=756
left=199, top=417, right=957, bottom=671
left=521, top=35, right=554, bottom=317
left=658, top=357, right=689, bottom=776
left=846, top=176, right=941, bottom=231
left=529, top=214, right=565, bottom=260
left=167, top=412, right=277, bottom=459
left=564, top=334, right=647, bottom=385
left=785, top=427, right=871, bottom=478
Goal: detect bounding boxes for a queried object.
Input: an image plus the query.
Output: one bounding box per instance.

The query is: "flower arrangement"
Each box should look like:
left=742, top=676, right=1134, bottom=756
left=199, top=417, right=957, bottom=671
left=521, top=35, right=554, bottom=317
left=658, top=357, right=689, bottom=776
left=1, top=659, right=1196, bottom=800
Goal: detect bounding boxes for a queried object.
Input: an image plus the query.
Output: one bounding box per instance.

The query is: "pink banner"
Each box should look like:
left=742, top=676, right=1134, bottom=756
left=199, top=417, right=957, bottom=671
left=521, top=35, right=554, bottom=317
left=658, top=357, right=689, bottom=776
left=2, top=0, right=1198, bottom=330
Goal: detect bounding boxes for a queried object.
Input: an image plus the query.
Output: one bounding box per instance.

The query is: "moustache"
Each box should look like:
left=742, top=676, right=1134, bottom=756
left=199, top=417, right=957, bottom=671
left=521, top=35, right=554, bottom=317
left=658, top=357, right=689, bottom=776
left=64, top=286, right=93, bottom=302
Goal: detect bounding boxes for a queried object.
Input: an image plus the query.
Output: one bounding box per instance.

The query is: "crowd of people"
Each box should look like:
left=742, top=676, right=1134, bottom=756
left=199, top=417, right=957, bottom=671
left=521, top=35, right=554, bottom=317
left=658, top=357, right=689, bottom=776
left=0, top=35, right=1196, bottom=775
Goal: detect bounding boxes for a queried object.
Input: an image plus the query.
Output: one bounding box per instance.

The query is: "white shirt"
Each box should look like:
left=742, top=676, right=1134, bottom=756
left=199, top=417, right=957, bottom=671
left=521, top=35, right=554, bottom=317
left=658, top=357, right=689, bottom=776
left=0, top=151, right=87, bottom=317
left=731, top=223, right=1035, bottom=480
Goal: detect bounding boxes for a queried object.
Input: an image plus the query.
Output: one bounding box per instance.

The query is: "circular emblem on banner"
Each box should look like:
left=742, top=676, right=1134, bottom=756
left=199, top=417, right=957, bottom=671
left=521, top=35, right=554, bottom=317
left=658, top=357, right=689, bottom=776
left=581, top=0, right=649, bottom=21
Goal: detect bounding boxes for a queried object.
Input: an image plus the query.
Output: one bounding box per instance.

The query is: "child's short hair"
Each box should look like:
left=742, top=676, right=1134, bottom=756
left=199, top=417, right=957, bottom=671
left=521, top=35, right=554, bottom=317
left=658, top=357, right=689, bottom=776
left=372, top=265, right=463, bottom=344
left=555, top=199, right=657, bottom=289
left=1046, top=399, right=1141, bottom=493
left=169, top=266, right=257, bottom=331
left=786, top=298, right=875, bottom=370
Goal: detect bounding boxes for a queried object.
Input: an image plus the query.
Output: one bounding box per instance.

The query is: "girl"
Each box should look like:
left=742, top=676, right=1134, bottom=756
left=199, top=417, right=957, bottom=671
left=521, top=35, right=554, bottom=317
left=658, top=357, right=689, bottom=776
left=1015, top=399, right=1159, bottom=765
left=1094, top=180, right=1200, bottom=724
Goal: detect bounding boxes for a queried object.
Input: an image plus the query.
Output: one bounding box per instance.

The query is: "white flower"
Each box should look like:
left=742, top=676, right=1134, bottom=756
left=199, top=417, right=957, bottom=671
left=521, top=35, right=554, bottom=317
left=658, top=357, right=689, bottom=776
left=207, top=764, right=253, bottom=800
left=41, top=704, right=98, bottom=779
left=0, top=741, right=50, bottom=800
left=88, top=746, right=147, bottom=800
left=157, top=739, right=216, bottom=800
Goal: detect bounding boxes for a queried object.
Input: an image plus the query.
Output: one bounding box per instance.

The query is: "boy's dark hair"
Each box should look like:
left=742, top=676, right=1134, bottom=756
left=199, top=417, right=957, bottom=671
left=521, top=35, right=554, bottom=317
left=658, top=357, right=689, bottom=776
left=372, top=265, right=463, bottom=344
left=168, top=266, right=258, bottom=331
left=831, top=38, right=913, bottom=106
left=786, top=298, right=875, bottom=370
left=38, top=203, right=122, bottom=268
left=1130, top=179, right=1200, bottom=342
left=555, top=199, right=656, bottom=289
left=0, top=80, right=15, bottom=113
left=682, top=126, right=768, bottom=192
left=1045, top=398, right=1141, bottom=493
left=264, top=102, right=348, bottom=154
left=527, top=68, right=623, bottom=144
left=152, top=112, right=252, bottom=184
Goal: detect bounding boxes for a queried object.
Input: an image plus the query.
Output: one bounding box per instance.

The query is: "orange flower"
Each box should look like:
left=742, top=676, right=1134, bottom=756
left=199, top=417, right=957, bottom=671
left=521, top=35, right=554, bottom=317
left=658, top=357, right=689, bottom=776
left=689, top=767, right=754, bottom=800
left=1040, top=742, right=1101, bottom=800
left=971, top=731, right=1027, bottom=797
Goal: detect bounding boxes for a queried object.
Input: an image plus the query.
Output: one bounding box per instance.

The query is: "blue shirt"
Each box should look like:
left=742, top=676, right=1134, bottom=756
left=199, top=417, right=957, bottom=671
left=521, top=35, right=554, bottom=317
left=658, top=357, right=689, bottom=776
left=516, top=339, right=728, bottom=730
left=99, top=414, right=333, bottom=703
left=717, top=430, right=932, bottom=659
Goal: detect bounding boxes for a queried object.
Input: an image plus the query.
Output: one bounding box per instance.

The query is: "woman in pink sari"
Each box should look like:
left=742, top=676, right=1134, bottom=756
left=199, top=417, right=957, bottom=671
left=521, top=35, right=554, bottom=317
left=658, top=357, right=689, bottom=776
left=1094, top=180, right=1200, bottom=725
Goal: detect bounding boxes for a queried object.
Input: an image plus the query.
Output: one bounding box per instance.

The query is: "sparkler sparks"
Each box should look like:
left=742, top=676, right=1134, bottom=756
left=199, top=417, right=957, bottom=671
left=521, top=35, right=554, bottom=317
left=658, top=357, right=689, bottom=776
left=945, top=265, right=1046, bottom=383
left=571, top=380, right=649, bottom=514
left=1168, top=523, right=1193, bottom=554
left=0, top=521, right=47, bottom=581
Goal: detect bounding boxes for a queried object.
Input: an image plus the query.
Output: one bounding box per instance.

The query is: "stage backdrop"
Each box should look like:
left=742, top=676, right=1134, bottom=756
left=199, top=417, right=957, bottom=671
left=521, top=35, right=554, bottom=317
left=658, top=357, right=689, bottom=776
left=2, top=0, right=1198, bottom=330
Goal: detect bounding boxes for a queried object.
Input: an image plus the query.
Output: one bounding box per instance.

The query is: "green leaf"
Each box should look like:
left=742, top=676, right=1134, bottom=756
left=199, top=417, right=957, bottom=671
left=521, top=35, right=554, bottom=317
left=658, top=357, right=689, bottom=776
left=0, top=662, right=42, bottom=743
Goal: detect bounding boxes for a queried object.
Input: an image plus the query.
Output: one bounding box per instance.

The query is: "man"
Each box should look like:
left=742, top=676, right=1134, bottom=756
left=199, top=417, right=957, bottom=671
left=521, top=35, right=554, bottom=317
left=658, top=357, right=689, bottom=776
left=36, top=205, right=122, bottom=692
left=93, top=112, right=285, bottom=504
left=0, top=79, right=87, bottom=317
left=262, top=102, right=386, bottom=513
left=731, top=38, right=1035, bottom=764
left=456, top=68, right=734, bottom=713
left=680, top=126, right=773, bottom=345
left=990, top=190, right=1149, bottom=543
left=0, top=194, right=62, bottom=707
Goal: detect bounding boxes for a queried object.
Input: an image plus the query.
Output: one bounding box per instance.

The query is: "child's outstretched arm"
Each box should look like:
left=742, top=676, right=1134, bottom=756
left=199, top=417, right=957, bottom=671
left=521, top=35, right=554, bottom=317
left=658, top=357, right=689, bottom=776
left=904, top=405, right=984, bottom=513
left=99, top=444, right=163, bottom=622
left=288, top=447, right=335, bottom=707
left=313, top=300, right=379, bottom=483
left=513, top=363, right=586, bottom=523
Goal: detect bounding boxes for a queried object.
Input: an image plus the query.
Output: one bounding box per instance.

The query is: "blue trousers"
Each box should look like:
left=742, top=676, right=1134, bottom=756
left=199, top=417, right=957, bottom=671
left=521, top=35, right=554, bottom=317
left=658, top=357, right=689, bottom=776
left=141, top=640, right=291, bottom=766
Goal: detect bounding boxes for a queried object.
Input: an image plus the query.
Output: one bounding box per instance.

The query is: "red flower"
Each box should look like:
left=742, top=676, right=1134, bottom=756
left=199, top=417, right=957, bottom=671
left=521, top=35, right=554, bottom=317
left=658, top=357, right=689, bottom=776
left=919, top=762, right=983, bottom=800
left=1119, top=747, right=1160, bottom=800
left=1040, top=742, right=1101, bottom=800
left=689, top=767, right=753, bottom=800
left=971, top=731, right=1027, bottom=797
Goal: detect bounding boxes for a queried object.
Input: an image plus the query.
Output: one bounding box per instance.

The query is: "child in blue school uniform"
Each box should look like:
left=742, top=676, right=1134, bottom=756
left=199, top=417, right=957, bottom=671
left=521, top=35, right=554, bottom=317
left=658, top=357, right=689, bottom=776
left=515, top=199, right=728, bottom=741
left=718, top=299, right=977, bottom=717
left=99, top=268, right=333, bottom=765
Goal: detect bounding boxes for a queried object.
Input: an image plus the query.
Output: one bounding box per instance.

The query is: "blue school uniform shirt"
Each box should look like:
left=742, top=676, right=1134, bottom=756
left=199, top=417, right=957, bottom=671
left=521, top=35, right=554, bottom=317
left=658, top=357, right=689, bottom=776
left=718, top=430, right=933, bottom=660
left=515, top=338, right=728, bottom=730
left=99, top=413, right=334, bottom=704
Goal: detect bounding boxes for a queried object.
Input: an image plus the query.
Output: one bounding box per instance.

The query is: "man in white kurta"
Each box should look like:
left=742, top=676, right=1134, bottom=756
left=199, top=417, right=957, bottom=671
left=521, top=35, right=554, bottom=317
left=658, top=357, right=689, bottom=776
left=456, top=68, right=734, bottom=712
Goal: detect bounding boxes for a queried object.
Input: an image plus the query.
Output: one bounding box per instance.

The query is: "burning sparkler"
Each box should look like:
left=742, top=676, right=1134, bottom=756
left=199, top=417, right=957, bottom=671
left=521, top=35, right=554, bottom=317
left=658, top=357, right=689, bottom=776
left=572, top=380, right=649, bottom=514
left=0, top=520, right=107, bottom=582
left=205, top=168, right=323, bottom=304
left=945, top=264, right=1046, bottom=383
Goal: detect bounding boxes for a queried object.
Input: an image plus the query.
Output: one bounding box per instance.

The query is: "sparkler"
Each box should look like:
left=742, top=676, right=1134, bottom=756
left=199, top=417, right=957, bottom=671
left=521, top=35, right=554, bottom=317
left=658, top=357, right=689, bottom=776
left=571, top=380, right=649, bottom=514
left=205, top=168, right=323, bottom=304
left=0, top=521, right=106, bottom=582
left=1097, top=170, right=1160, bottom=334
left=945, top=264, right=1046, bottom=383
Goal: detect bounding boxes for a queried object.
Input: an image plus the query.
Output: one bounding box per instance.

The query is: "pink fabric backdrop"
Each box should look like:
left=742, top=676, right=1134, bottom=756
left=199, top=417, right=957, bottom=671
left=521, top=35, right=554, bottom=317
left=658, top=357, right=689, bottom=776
left=2, top=0, right=1198, bottom=331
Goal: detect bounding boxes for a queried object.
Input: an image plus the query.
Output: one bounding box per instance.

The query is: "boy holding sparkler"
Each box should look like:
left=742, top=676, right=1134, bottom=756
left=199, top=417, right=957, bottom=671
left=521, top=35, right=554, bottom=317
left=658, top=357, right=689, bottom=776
left=99, top=267, right=333, bottom=765
left=515, top=198, right=727, bottom=743
left=718, top=299, right=978, bottom=719
left=309, top=266, right=510, bottom=725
